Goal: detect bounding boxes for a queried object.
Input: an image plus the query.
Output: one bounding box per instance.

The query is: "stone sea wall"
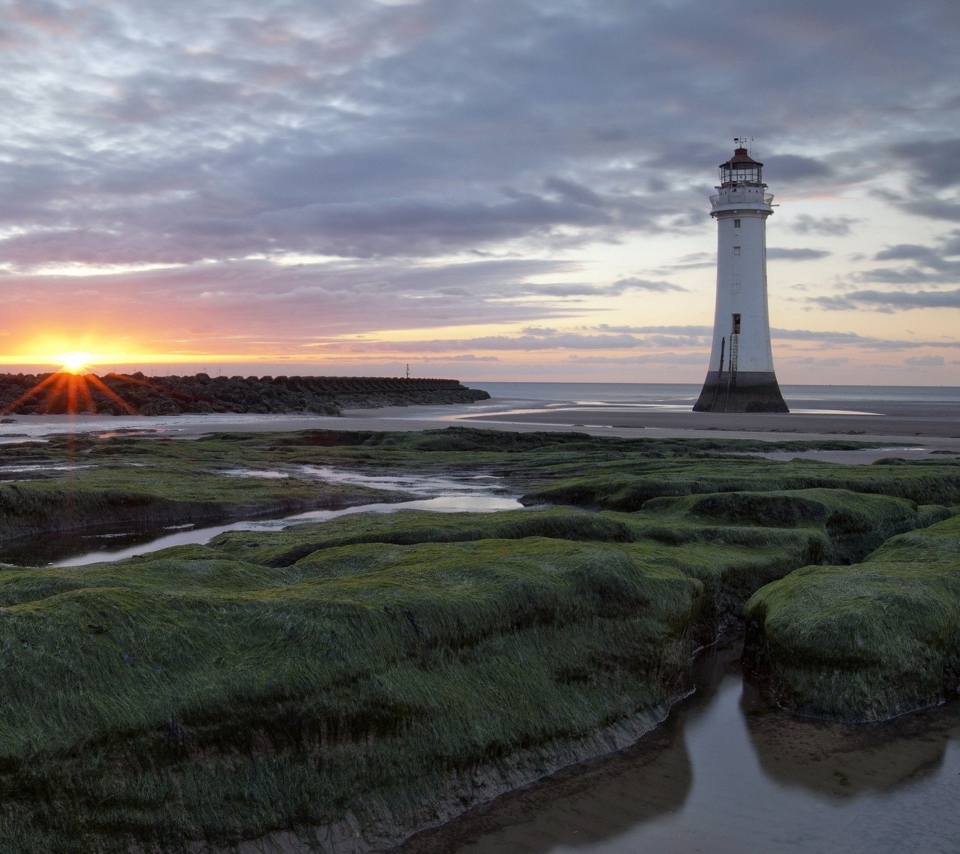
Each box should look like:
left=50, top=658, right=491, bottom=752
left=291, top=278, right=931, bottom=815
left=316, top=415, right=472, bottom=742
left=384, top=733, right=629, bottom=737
left=0, top=372, right=489, bottom=416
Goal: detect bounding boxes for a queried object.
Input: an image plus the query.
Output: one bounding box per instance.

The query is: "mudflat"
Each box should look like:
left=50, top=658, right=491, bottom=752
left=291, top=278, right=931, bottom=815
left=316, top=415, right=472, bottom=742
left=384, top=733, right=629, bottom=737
left=457, top=392, right=960, bottom=441
left=8, top=391, right=960, bottom=447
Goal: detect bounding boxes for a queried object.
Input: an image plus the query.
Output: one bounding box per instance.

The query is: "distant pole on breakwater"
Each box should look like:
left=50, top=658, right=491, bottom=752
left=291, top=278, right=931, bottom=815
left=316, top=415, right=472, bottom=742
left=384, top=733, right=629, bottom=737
left=693, top=139, right=788, bottom=413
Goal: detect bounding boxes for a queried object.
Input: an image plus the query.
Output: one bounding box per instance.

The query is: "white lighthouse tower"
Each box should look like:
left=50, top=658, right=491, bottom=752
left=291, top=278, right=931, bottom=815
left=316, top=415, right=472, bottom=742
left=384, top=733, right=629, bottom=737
left=693, top=140, right=788, bottom=413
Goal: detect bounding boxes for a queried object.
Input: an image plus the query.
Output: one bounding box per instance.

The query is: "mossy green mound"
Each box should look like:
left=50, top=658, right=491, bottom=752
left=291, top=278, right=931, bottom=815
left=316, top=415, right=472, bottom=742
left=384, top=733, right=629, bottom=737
left=643, top=488, right=950, bottom=564
left=743, top=514, right=960, bottom=721
left=629, top=489, right=952, bottom=634
left=0, top=427, right=957, bottom=849
left=0, top=535, right=706, bottom=852
left=0, top=435, right=406, bottom=544
left=0, top=487, right=906, bottom=852
left=210, top=487, right=914, bottom=631
left=209, top=508, right=636, bottom=567
left=522, top=456, right=960, bottom=510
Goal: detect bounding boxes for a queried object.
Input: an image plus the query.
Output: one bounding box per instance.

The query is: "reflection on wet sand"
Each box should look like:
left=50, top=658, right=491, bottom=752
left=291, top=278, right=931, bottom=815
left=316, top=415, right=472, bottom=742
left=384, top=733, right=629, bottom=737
left=397, top=650, right=724, bottom=854
left=741, top=677, right=959, bottom=798
left=399, top=642, right=960, bottom=854
left=398, top=710, right=693, bottom=854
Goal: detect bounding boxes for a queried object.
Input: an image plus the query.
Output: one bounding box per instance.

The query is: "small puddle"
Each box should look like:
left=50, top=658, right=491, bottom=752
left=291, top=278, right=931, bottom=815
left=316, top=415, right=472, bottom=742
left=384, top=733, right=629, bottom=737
left=298, top=465, right=509, bottom=495
left=0, top=462, right=93, bottom=479
left=220, top=468, right=291, bottom=479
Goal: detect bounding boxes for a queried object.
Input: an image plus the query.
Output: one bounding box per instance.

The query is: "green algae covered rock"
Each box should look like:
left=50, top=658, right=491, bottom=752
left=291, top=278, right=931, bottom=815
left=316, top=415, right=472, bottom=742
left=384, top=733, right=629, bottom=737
left=743, top=514, right=960, bottom=721
left=521, top=456, right=960, bottom=510
left=0, top=427, right=957, bottom=849
left=643, top=487, right=949, bottom=564
left=0, top=535, right=704, bottom=852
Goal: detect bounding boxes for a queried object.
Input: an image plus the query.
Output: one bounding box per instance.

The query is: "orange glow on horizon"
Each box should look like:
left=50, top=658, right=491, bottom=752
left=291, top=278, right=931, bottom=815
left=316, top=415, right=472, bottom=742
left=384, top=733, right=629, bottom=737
left=56, top=351, right=95, bottom=374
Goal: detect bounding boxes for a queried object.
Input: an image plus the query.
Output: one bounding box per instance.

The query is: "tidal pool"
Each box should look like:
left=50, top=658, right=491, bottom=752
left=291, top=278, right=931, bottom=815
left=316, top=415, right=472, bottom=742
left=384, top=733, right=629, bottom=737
left=399, top=642, right=960, bottom=854
left=0, top=466, right=522, bottom=567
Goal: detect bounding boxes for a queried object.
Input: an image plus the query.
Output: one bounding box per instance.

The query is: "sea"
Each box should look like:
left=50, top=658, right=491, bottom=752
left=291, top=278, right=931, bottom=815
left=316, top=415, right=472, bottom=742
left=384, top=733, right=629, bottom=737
left=473, top=383, right=960, bottom=404
left=469, top=382, right=960, bottom=418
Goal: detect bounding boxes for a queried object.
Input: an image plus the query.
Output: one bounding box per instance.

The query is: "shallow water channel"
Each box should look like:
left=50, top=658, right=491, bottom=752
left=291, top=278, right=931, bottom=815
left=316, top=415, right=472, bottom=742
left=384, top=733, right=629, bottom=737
left=0, top=466, right=522, bottom=567
left=399, top=641, right=960, bottom=854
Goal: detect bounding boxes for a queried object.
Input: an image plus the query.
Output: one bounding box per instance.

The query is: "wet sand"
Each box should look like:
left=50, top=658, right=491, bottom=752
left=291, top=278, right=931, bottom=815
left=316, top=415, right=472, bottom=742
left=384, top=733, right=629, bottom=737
left=3, top=393, right=960, bottom=462
left=335, top=395, right=960, bottom=460
left=463, top=405, right=960, bottom=440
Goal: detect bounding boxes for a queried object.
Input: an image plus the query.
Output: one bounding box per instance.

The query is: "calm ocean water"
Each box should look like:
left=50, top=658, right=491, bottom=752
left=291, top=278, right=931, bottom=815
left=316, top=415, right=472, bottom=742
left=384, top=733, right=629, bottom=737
left=456, top=382, right=960, bottom=421
left=472, top=382, right=960, bottom=405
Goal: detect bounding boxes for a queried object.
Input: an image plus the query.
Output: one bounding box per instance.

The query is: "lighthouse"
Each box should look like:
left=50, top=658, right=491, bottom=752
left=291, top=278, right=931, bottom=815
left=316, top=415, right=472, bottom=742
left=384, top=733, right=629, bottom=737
left=693, top=141, right=788, bottom=413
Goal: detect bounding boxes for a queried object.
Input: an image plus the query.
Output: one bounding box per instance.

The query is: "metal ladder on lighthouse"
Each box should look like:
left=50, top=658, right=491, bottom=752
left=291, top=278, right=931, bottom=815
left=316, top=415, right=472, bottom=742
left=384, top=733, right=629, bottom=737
left=723, top=334, right=739, bottom=412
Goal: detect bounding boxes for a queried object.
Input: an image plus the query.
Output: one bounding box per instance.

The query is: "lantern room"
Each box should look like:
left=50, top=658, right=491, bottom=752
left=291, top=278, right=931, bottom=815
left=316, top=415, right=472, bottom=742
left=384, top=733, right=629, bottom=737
left=719, top=142, right=764, bottom=187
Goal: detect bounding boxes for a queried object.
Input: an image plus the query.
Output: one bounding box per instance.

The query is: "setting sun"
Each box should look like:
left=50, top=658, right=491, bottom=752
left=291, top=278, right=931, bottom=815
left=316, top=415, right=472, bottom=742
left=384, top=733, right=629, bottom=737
left=57, top=351, right=95, bottom=374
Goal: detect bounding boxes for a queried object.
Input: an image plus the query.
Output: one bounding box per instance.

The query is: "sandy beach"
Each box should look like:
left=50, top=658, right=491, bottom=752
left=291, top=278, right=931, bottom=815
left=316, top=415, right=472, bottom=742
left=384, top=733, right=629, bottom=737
left=338, top=397, right=960, bottom=462
left=3, top=389, right=960, bottom=463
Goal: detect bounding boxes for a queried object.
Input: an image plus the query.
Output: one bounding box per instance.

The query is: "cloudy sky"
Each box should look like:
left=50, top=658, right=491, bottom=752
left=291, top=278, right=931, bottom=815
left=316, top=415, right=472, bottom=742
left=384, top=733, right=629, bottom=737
left=1, top=0, right=958, bottom=384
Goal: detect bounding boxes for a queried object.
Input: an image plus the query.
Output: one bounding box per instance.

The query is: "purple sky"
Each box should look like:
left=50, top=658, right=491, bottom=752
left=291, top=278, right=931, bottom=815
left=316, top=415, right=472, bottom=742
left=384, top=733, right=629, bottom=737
left=1, top=0, right=959, bottom=383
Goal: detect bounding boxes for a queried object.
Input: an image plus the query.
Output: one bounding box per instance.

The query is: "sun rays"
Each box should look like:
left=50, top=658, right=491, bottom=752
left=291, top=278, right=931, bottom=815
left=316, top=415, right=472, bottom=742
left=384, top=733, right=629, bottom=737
left=1, top=369, right=141, bottom=416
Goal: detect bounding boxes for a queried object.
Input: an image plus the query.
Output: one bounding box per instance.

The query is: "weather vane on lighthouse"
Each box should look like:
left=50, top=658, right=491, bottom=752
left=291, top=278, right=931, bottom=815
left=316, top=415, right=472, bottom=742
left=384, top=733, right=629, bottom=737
left=693, top=140, right=788, bottom=413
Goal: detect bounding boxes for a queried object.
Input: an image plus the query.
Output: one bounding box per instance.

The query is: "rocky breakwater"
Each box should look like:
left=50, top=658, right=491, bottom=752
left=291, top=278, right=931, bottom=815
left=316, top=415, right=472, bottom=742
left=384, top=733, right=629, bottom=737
left=0, top=372, right=489, bottom=417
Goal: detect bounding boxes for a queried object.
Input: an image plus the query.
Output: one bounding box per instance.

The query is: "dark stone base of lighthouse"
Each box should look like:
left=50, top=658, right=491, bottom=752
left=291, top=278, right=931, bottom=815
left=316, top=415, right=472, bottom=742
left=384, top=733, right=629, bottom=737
left=693, top=371, right=789, bottom=413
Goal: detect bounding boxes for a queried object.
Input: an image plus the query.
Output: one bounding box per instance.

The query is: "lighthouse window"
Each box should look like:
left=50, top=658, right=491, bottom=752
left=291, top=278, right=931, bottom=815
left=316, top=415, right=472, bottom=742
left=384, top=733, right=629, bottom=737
left=733, top=219, right=741, bottom=229
left=733, top=246, right=741, bottom=255
left=732, top=314, right=741, bottom=334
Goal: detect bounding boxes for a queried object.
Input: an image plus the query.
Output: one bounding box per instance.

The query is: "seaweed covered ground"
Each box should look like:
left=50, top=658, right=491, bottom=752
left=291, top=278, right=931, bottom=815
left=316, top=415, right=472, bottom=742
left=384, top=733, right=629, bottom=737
left=0, top=432, right=413, bottom=543
left=744, top=513, right=960, bottom=722
left=0, top=427, right=958, bottom=852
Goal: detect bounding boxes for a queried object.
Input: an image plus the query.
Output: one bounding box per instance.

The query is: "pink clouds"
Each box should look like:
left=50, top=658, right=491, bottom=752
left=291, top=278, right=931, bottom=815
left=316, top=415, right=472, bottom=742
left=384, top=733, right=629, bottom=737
left=0, top=0, right=954, bottom=381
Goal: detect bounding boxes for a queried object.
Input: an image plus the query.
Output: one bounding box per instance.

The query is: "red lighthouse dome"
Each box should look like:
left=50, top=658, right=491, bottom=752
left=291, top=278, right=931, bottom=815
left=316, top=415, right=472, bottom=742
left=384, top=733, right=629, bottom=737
left=719, top=142, right=764, bottom=187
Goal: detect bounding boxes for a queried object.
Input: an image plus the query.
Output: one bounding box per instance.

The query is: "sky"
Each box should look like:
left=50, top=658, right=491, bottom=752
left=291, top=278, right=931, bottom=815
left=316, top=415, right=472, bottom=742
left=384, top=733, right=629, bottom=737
left=0, top=0, right=959, bottom=385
